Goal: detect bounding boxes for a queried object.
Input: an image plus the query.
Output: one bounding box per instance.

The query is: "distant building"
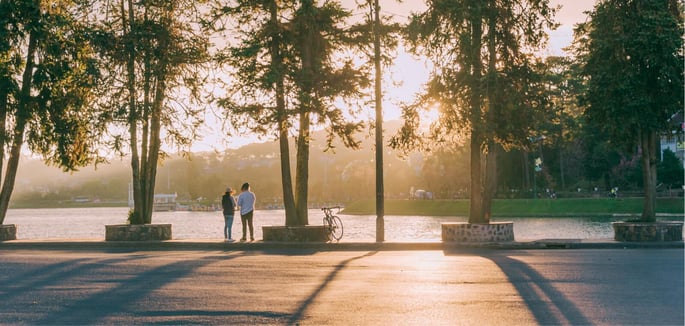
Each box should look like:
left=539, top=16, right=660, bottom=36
left=153, top=193, right=177, bottom=211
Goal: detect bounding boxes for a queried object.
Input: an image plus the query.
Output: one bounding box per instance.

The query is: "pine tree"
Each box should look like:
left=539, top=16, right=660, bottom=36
left=396, top=0, right=556, bottom=223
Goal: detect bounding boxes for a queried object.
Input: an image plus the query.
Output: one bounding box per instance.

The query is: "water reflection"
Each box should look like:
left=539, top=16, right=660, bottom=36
left=5, top=207, right=683, bottom=241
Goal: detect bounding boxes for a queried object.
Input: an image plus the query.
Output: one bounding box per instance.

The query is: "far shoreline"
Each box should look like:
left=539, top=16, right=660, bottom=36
left=341, top=198, right=685, bottom=218
left=8, top=197, right=684, bottom=219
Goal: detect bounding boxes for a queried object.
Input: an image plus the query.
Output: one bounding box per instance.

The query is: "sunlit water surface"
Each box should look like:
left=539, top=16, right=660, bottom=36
left=5, top=207, right=683, bottom=241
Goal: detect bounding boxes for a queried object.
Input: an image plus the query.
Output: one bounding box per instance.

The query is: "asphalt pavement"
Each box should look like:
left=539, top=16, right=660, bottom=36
left=0, top=241, right=683, bottom=325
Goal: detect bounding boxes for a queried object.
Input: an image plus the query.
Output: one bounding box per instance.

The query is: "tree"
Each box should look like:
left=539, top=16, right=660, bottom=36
left=0, top=0, right=104, bottom=224
left=92, top=0, right=209, bottom=224
left=395, top=0, right=556, bottom=223
left=537, top=56, right=586, bottom=191
left=210, top=0, right=299, bottom=225
left=576, top=0, right=683, bottom=221
left=289, top=0, right=369, bottom=225
left=215, top=0, right=368, bottom=226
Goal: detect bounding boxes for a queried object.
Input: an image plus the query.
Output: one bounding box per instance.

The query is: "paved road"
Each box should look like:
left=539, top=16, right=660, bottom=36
left=0, top=248, right=682, bottom=325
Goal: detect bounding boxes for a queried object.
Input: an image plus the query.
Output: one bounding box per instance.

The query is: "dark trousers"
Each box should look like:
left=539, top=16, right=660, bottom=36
left=241, top=210, right=254, bottom=239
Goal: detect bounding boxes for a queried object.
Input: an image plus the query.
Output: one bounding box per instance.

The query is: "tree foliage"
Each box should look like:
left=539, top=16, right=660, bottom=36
left=208, top=0, right=300, bottom=225
left=212, top=0, right=369, bottom=226
left=91, top=0, right=210, bottom=224
left=575, top=0, right=683, bottom=221
left=395, top=0, right=556, bottom=223
left=578, top=0, right=683, bottom=144
left=0, top=0, right=104, bottom=224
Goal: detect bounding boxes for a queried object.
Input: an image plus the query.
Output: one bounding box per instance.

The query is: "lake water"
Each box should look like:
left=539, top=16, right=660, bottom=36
left=4, top=207, right=684, bottom=241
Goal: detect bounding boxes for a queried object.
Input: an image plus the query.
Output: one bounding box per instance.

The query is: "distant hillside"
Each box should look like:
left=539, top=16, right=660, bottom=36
left=10, top=120, right=432, bottom=208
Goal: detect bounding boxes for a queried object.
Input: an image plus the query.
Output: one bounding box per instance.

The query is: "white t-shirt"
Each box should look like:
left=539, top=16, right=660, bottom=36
left=237, top=191, right=256, bottom=215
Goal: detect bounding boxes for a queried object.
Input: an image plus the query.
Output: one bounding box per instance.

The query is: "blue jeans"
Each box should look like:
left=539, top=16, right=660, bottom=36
left=224, top=214, right=234, bottom=239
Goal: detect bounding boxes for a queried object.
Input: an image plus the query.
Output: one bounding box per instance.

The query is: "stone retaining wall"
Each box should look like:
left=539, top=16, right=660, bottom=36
left=0, top=224, right=17, bottom=241
left=263, top=225, right=329, bottom=242
left=612, top=221, right=683, bottom=242
left=442, top=222, right=514, bottom=242
left=105, top=224, right=172, bottom=241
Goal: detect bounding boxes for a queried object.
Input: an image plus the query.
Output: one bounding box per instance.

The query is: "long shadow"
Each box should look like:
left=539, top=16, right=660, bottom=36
left=1, top=256, right=149, bottom=302
left=485, top=252, right=592, bottom=325
left=287, top=251, right=378, bottom=325
left=33, top=254, right=237, bottom=325
left=229, top=248, right=324, bottom=257
left=141, top=309, right=291, bottom=320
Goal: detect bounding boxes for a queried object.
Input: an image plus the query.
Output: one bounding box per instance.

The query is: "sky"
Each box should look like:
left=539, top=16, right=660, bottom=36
left=190, top=0, right=597, bottom=152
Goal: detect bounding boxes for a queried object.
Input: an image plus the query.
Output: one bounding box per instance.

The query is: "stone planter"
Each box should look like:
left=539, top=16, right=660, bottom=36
left=612, top=221, right=683, bottom=242
left=262, top=225, right=329, bottom=242
left=0, top=224, right=17, bottom=241
left=442, top=222, right=514, bottom=242
left=105, top=224, right=172, bottom=241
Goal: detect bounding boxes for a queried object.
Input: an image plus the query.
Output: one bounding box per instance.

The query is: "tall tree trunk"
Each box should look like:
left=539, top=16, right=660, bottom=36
left=0, top=0, right=5, bottom=184
left=143, top=78, right=165, bottom=224
left=142, top=5, right=172, bottom=224
left=481, top=2, right=497, bottom=223
left=372, top=0, right=384, bottom=241
left=279, top=112, right=297, bottom=226
left=295, top=110, right=310, bottom=225
left=469, top=137, right=483, bottom=223
left=269, top=1, right=297, bottom=226
left=640, top=130, right=657, bottom=222
left=468, top=4, right=485, bottom=224
left=0, top=26, right=37, bottom=224
left=124, top=0, right=143, bottom=224
left=140, top=3, right=152, bottom=224
left=294, top=3, right=314, bottom=226
left=0, top=0, right=7, bottom=183
left=0, top=120, right=27, bottom=225
left=0, top=85, right=7, bottom=191
left=483, top=144, right=497, bottom=222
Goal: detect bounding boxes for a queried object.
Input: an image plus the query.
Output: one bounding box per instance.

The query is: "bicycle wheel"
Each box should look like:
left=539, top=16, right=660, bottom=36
left=329, top=215, right=343, bottom=241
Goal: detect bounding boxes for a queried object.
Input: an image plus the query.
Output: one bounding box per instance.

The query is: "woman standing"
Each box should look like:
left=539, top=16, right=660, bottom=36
left=237, top=182, right=256, bottom=241
left=221, top=187, right=237, bottom=242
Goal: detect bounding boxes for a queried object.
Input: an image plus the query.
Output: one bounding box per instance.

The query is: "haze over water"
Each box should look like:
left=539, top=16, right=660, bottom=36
left=8, top=207, right=682, bottom=241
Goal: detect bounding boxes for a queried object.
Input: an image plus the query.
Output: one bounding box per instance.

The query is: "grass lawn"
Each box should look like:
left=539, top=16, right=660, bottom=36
left=342, top=198, right=685, bottom=217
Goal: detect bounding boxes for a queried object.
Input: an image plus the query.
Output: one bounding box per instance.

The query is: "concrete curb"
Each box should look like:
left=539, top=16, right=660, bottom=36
left=0, top=239, right=683, bottom=251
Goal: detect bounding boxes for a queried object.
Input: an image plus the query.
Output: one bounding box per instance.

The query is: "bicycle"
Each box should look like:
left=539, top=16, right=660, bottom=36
left=321, top=206, right=344, bottom=241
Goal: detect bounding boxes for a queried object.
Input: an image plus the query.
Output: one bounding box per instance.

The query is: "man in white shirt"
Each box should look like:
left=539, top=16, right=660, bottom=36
left=237, top=182, right=256, bottom=241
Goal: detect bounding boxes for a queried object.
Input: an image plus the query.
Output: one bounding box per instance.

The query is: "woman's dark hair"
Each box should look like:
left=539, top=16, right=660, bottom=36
left=241, top=182, right=250, bottom=191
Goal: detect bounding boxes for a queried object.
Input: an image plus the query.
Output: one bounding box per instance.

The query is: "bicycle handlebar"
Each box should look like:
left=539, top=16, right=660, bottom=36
left=321, top=206, right=341, bottom=211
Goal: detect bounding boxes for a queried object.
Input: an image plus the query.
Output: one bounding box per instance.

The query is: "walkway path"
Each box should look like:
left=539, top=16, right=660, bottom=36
left=0, top=245, right=682, bottom=325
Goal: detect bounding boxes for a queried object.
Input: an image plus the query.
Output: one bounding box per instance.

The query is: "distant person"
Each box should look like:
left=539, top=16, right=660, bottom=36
left=221, top=187, right=237, bottom=242
left=237, top=182, right=256, bottom=241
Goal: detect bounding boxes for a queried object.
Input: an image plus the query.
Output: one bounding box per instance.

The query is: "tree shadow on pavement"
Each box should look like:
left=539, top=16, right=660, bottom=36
left=287, top=251, right=378, bottom=325
left=138, top=309, right=290, bottom=325
left=0, top=256, right=149, bottom=303
left=484, top=252, right=592, bottom=325
left=31, top=254, right=238, bottom=325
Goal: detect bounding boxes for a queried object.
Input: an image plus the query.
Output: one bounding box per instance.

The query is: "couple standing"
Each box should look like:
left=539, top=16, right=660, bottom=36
left=221, top=182, right=256, bottom=242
